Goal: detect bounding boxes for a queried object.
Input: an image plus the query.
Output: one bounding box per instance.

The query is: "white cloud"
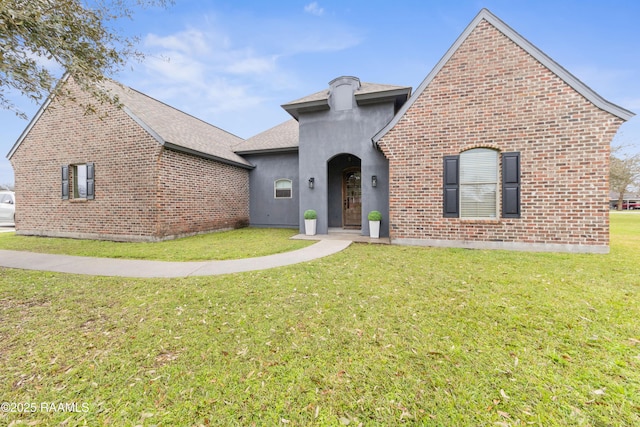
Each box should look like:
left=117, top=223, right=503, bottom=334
left=143, top=53, right=206, bottom=83
left=142, top=28, right=279, bottom=80
left=131, top=26, right=284, bottom=129
left=119, top=8, right=362, bottom=137
left=145, top=29, right=212, bottom=56
left=224, top=55, right=276, bottom=75
left=304, top=2, right=324, bottom=17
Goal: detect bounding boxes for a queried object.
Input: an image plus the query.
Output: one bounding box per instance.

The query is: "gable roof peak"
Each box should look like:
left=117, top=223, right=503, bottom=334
left=282, top=77, right=411, bottom=119
left=373, top=8, right=634, bottom=145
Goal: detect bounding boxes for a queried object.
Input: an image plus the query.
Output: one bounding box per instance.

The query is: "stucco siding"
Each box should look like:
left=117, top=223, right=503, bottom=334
left=244, top=152, right=299, bottom=228
left=298, top=100, right=393, bottom=237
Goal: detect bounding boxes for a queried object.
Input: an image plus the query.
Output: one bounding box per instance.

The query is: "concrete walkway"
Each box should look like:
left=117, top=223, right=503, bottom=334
left=0, top=239, right=351, bottom=278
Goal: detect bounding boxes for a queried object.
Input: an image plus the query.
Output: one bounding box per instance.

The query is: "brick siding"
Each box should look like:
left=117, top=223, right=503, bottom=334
left=10, top=78, right=249, bottom=241
left=156, top=149, right=249, bottom=238
left=377, top=20, right=624, bottom=251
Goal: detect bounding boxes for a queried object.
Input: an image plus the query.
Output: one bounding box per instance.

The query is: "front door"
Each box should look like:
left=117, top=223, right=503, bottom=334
left=343, top=168, right=361, bottom=228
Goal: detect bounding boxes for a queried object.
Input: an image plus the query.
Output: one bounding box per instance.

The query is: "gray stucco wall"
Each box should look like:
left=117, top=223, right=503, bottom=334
left=244, top=152, right=299, bottom=228
left=297, top=81, right=393, bottom=237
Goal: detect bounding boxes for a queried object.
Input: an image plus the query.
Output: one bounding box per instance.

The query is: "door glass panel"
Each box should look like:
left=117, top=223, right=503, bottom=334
left=343, top=169, right=361, bottom=227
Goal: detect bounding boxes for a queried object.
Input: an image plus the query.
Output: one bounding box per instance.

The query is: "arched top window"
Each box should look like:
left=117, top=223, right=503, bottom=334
left=443, top=149, right=521, bottom=219
left=274, top=179, right=292, bottom=199
left=460, top=148, right=499, bottom=218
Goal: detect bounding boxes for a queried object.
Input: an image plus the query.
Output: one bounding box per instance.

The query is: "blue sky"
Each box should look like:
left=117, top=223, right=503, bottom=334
left=1, top=0, right=639, bottom=185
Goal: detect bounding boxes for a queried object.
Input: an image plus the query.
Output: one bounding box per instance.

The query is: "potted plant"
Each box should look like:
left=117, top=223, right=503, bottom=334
left=304, top=209, right=317, bottom=236
left=368, top=210, right=382, bottom=238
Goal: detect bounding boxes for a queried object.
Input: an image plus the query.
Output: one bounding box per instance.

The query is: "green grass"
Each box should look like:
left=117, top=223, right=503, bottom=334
left=0, top=227, right=311, bottom=261
left=0, top=213, right=638, bottom=426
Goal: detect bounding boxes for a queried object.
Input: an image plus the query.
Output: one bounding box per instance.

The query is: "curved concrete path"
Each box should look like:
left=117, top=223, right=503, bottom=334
left=0, top=240, right=351, bottom=278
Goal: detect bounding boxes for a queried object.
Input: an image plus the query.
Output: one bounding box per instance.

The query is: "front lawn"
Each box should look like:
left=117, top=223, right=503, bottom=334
left=0, top=227, right=311, bottom=261
left=0, top=213, right=638, bottom=425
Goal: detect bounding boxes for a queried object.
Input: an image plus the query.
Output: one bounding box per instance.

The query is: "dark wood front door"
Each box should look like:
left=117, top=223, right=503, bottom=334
left=343, top=168, right=361, bottom=228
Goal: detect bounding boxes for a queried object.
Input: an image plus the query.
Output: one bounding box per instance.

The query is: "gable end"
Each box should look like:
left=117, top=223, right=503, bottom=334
left=373, top=8, right=634, bottom=146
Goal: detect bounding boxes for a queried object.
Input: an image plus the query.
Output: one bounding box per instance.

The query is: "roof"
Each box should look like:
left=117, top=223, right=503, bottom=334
left=234, top=119, right=299, bottom=154
left=373, top=8, right=635, bottom=145
left=282, top=80, right=412, bottom=119
left=103, top=80, right=252, bottom=168
left=8, top=76, right=252, bottom=169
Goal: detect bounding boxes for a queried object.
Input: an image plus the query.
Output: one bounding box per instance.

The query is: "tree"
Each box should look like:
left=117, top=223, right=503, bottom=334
left=610, top=145, right=640, bottom=210
left=0, top=0, right=171, bottom=118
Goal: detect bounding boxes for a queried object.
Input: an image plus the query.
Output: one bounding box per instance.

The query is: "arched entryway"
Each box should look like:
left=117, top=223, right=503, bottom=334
left=328, top=154, right=361, bottom=230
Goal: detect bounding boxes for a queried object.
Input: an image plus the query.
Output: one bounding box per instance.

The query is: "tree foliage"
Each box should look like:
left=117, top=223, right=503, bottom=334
left=0, top=0, right=170, bottom=117
left=610, top=145, right=640, bottom=210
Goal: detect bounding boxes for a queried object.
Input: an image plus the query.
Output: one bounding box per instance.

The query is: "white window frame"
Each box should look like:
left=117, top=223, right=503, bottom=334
left=274, top=179, right=292, bottom=199
left=459, top=148, right=498, bottom=218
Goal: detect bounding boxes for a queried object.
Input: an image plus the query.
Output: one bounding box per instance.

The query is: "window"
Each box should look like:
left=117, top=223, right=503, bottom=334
left=274, top=179, right=292, bottom=199
left=62, top=163, right=94, bottom=200
left=74, top=164, right=87, bottom=199
left=443, top=150, right=520, bottom=218
left=460, top=148, right=498, bottom=218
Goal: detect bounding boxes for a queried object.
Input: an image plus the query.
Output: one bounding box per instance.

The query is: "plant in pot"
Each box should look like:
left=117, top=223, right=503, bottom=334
left=368, top=210, right=382, bottom=238
left=304, top=209, right=317, bottom=236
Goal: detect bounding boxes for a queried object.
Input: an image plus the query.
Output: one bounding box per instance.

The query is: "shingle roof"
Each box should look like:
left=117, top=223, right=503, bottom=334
left=235, top=119, right=299, bottom=154
left=103, top=80, right=252, bottom=168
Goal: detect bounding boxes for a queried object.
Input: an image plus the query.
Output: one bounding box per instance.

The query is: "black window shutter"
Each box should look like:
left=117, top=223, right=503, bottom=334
left=62, top=165, right=69, bottom=200
left=443, top=155, right=460, bottom=217
left=502, top=152, right=520, bottom=218
left=86, top=162, right=95, bottom=200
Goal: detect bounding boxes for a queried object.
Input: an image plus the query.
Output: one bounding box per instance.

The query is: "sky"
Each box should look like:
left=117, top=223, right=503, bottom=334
left=1, top=0, right=639, bottom=186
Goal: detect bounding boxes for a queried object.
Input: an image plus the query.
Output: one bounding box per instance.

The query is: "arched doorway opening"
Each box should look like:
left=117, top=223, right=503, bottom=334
left=328, top=154, right=361, bottom=229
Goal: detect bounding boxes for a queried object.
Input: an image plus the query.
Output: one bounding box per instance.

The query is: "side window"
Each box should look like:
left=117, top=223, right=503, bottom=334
left=274, top=179, right=292, bottom=199
left=460, top=148, right=498, bottom=218
left=74, top=164, right=88, bottom=199
left=443, top=150, right=520, bottom=219
left=63, top=163, right=95, bottom=200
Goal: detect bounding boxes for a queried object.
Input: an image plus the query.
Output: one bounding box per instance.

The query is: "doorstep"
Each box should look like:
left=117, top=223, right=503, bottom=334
left=292, top=228, right=390, bottom=244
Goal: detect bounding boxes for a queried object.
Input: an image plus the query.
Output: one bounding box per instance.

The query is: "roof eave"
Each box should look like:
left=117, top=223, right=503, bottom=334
left=235, top=146, right=299, bottom=155
left=164, top=142, right=254, bottom=170
left=281, top=99, right=330, bottom=119
left=355, top=88, right=412, bottom=106
left=125, top=107, right=252, bottom=168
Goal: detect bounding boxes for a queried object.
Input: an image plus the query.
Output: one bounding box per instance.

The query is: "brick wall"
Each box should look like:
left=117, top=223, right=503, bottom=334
left=10, top=77, right=249, bottom=241
left=11, top=78, right=161, bottom=241
left=377, top=20, right=624, bottom=252
left=156, top=149, right=249, bottom=239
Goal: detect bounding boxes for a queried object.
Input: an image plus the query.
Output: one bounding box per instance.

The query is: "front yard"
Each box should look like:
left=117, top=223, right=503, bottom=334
left=0, top=227, right=311, bottom=261
left=0, top=213, right=638, bottom=426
